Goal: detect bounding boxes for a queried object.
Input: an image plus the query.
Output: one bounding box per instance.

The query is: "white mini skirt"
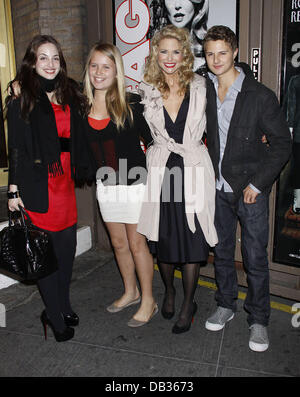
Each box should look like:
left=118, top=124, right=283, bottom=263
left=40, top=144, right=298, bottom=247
left=96, top=180, right=146, bottom=224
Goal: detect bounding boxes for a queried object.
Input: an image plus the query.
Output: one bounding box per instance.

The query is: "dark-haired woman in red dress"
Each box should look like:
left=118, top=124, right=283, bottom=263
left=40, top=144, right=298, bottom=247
left=6, top=35, right=92, bottom=342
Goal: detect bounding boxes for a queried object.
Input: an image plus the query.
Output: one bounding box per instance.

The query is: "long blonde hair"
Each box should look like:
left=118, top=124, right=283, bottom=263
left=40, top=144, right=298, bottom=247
left=143, top=25, right=194, bottom=97
left=83, top=43, right=132, bottom=130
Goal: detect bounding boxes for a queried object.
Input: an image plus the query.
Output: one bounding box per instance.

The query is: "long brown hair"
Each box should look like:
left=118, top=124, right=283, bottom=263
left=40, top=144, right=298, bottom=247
left=6, top=35, right=87, bottom=119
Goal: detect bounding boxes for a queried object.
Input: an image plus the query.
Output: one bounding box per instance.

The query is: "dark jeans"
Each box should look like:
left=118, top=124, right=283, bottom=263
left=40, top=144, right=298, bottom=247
left=214, top=188, right=270, bottom=326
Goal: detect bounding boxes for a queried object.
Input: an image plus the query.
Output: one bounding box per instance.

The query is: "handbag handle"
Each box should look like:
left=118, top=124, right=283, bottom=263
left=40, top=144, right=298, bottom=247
left=8, top=207, right=33, bottom=228
left=19, top=207, right=33, bottom=225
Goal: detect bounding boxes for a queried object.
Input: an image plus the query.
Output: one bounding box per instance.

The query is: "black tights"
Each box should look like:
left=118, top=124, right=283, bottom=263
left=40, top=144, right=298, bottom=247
left=158, top=261, right=200, bottom=326
left=37, top=224, right=77, bottom=332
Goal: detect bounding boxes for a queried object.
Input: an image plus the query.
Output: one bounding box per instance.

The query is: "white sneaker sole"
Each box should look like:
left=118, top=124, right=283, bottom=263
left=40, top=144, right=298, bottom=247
left=249, top=341, right=269, bottom=352
left=205, top=313, right=234, bottom=331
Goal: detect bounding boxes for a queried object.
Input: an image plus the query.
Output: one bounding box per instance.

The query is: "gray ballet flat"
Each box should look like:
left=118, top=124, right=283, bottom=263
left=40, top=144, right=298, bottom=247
left=106, top=297, right=141, bottom=313
left=127, top=304, right=158, bottom=327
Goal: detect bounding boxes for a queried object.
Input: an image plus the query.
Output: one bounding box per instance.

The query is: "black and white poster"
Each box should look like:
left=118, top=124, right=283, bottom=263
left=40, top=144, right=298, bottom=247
left=114, top=0, right=238, bottom=90
left=273, top=0, right=300, bottom=267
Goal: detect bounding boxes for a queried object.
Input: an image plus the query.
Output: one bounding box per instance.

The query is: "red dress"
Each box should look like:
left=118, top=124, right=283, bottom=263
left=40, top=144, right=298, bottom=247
left=26, top=104, right=77, bottom=231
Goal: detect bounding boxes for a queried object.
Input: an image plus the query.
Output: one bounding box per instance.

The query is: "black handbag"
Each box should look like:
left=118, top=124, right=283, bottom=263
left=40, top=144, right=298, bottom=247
left=0, top=208, right=58, bottom=281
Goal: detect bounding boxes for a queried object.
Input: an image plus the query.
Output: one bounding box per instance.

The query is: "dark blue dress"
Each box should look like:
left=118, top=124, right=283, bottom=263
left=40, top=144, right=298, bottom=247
left=148, top=96, right=209, bottom=264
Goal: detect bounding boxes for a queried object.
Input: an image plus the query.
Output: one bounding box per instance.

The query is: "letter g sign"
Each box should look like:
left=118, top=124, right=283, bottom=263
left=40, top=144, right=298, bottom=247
left=116, top=0, right=150, bottom=44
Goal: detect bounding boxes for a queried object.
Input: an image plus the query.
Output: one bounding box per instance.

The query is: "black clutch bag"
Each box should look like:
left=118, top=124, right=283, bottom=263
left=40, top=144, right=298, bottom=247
left=0, top=208, right=58, bottom=281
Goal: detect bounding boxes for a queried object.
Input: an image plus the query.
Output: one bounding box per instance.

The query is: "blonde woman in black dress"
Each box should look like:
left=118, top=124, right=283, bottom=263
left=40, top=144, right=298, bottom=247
left=138, top=25, right=218, bottom=333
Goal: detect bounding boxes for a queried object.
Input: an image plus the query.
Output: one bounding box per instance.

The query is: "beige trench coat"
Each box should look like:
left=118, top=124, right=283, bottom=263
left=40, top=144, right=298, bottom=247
left=137, top=74, right=218, bottom=247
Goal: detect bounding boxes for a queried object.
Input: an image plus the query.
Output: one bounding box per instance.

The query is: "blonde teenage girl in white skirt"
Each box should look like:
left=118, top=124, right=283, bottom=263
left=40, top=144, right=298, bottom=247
left=82, top=43, right=157, bottom=327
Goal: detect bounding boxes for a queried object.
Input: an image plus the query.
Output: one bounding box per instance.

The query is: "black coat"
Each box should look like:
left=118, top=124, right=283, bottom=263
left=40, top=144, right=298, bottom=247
left=206, top=64, right=292, bottom=198
left=7, top=98, right=91, bottom=213
left=83, top=94, right=152, bottom=185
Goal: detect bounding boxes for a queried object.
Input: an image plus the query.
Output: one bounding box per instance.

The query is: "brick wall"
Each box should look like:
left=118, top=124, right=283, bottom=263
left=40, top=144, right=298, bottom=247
left=10, top=0, right=88, bottom=82
left=10, top=0, right=39, bottom=69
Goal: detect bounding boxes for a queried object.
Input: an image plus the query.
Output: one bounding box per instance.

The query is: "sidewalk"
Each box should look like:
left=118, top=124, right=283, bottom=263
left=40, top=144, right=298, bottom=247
left=0, top=248, right=299, bottom=377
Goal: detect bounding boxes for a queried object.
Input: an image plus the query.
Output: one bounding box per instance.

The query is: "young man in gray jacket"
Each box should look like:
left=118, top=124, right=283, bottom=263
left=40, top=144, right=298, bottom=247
left=204, top=25, right=292, bottom=352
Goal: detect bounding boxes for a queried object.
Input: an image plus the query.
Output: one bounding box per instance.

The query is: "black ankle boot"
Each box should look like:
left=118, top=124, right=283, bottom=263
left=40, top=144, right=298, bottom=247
left=41, top=310, right=74, bottom=342
left=172, top=302, right=197, bottom=334
left=63, top=312, right=79, bottom=327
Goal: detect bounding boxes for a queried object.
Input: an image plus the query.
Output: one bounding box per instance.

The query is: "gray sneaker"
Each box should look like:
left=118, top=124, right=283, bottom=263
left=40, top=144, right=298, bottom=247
left=205, top=307, right=234, bottom=331
left=249, top=324, right=269, bottom=352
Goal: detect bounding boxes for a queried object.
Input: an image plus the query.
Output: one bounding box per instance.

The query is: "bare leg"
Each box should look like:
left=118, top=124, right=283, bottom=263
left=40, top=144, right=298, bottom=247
left=105, top=222, right=140, bottom=306
left=126, top=223, right=156, bottom=321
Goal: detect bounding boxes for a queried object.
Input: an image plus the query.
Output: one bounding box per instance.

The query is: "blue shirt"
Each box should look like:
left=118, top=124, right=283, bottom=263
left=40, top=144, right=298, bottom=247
left=208, top=67, right=260, bottom=194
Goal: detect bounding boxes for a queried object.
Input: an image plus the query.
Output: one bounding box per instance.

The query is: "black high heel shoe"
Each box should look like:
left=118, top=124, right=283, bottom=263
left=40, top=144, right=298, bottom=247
left=41, top=310, right=74, bottom=342
left=161, top=290, right=176, bottom=320
left=63, top=312, right=79, bottom=327
left=172, top=302, right=197, bottom=334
